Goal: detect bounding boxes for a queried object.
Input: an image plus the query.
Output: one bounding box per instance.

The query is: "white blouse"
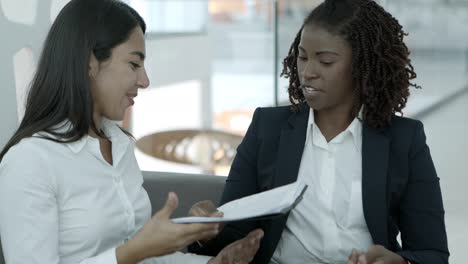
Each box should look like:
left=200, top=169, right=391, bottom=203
left=271, top=109, right=373, bottom=264
left=0, top=119, right=211, bottom=264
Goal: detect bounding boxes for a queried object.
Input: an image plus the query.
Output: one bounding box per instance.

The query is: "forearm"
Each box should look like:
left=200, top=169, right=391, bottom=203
left=116, top=240, right=143, bottom=264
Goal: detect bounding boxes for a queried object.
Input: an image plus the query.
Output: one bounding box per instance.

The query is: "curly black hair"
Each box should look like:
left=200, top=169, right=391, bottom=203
left=281, top=0, right=420, bottom=129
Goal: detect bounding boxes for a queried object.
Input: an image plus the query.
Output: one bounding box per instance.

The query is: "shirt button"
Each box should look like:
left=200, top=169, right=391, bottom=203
left=126, top=209, right=132, bottom=215
left=114, top=177, right=121, bottom=183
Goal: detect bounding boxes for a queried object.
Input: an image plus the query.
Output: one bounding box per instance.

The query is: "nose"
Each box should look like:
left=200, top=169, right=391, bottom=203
left=137, top=67, right=150, bottom=89
left=301, top=61, right=320, bottom=80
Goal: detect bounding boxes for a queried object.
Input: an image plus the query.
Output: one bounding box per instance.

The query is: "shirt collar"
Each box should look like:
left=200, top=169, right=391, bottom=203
left=46, top=118, right=127, bottom=154
left=306, top=108, right=363, bottom=152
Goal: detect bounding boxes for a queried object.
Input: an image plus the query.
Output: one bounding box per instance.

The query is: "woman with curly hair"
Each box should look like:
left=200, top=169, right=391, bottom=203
left=188, top=0, right=449, bottom=263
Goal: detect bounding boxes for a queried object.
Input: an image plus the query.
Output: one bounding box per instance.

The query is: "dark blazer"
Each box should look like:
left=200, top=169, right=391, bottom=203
left=190, top=103, right=449, bottom=264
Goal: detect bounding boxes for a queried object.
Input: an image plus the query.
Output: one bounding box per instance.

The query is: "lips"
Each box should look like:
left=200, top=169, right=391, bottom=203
left=126, top=93, right=137, bottom=105
left=300, top=85, right=323, bottom=93
left=126, top=93, right=138, bottom=98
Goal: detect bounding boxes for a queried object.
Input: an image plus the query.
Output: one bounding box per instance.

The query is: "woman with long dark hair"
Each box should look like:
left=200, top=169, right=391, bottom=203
left=0, top=0, right=262, bottom=263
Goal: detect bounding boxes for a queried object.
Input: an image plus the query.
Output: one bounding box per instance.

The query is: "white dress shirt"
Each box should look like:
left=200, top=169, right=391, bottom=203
left=270, top=109, right=373, bottom=264
left=0, top=119, right=211, bottom=264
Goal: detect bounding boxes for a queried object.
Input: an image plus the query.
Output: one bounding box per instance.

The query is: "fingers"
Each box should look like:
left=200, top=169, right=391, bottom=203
left=189, top=200, right=218, bottom=217
left=169, top=223, right=220, bottom=249
left=155, top=192, right=179, bottom=219
left=208, top=211, right=226, bottom=232
left=246, top=231, right=262, bottom=249
left=358, top=255, right=367, bottom=264
left=197, top=228, right=220, bottom=241
left=362, top=245, right=385, bottom=264
left=174, top=221, right=221, bottom=246
left=245, top=229, right=264, bottom=250
left=189, top=205, right=210, bottom=217
left=241, top=229, right=263, bottom=262
left=181, top=222, right=220, bottom=240
left=347, top=248, right=359, bottom=264
left=210, top=211, right=224, bottom=217
left=246, top=229, right=264, bottom=240
left=213, top=229, right=263, bottom=264
left=183, top=227, right=220, bottom=245
left=249, top=230, right=263, bottom=249
left=246, top=240, right=260, bottom=262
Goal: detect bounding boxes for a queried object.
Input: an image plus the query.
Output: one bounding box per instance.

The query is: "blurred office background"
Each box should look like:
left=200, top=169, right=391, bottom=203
left=0, top=0, right=467, bottom=262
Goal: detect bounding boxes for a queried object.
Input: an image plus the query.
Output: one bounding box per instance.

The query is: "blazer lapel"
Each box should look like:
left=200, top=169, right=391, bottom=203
left=362, top=124, right=391, bottom=247
left=273, top=103, right=309, bottom=187
left=259, top=104, right=309, bottom=263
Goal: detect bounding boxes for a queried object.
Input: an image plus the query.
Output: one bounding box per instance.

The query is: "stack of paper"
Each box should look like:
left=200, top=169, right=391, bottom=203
left=172, top=181, right=307, bottom=224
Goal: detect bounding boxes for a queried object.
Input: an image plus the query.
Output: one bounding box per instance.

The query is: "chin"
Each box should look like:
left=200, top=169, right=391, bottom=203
left=305, top=100, right=327, bottom=110
left=105, top=112, right=125, bottom=122
left=115, top=106, right=131, bottom=121
left=115, top=114, right=126, bottom=121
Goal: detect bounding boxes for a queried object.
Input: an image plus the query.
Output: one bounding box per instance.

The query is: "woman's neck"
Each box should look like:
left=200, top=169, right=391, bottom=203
left=89, top=112, right=103, bottom=138
left=313, top=106, right=355, bottom=142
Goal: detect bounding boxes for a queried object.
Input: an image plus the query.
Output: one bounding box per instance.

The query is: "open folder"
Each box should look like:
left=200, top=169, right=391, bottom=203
left=172, top=181, right=308, bottom=224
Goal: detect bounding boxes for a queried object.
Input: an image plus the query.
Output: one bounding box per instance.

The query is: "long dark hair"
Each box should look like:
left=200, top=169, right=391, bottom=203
left=0, top=0, right=146, bottom=162
left=281, top=0, right=419, bottom=129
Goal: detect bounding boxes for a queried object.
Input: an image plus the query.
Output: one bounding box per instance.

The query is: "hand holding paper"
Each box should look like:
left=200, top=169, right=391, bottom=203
left=172, top=181, right=307, bottom=224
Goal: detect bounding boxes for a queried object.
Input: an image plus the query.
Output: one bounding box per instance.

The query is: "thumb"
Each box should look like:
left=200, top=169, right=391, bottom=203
left=358, top=254, right=367, bottom=264
left=156, top=192, right=179, bottom=219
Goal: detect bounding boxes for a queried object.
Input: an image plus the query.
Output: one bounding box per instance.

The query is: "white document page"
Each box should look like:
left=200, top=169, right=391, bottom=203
left=172, top=181, right=307, bottom=224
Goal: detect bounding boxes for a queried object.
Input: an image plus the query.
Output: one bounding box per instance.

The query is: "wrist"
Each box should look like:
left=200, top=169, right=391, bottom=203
left=116, top=239, right=144, bottom=264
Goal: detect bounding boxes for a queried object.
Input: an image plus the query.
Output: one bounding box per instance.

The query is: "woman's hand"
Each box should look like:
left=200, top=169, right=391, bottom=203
left=347, top=249, right=363, bottom=264
left=208, top=229, right=264, bottom=264
left=189, top=200, right=225, bottom=242
left=189, top=200, right=222, bottom=218
left=117, top=192, right=220, bottom=263
left=347, top=245, right=408, bottom=264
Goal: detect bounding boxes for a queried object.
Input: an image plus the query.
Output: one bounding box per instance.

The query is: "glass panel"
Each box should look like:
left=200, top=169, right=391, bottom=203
left=276, top=0, right=322, bottom=105
left=129, top=0, right=208, bottom=33
left=130, top=0, right=468, bottom=176
left=276, top=0, right=468, bottom=117
left=0, top=0, right=37, bottom=25
left=210, top=0, right=275, bottom=130
left=50, top=0, right=69, bottom=22
left=13, top=47, right=36, bottom=122
left=380, top=0, right=468, bottom=116
left=128, top=0, right=276, bottom=176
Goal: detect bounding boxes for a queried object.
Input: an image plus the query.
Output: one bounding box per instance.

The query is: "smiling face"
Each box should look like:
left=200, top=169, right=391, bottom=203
left=297, top=24, right=355, bottom=113
left=89, top=26, right=150, bottom=122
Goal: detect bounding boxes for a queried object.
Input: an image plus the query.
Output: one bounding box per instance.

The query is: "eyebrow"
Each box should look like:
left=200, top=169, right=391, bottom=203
left=130, top=51, right=146, bottom=60
left=316, top=51, right=340, bottom=56
left=298, top=46, right=340, bottom=56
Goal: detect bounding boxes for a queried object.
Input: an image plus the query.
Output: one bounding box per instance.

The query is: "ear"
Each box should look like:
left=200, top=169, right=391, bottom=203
left=88, top=53, right=99, bottom=78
